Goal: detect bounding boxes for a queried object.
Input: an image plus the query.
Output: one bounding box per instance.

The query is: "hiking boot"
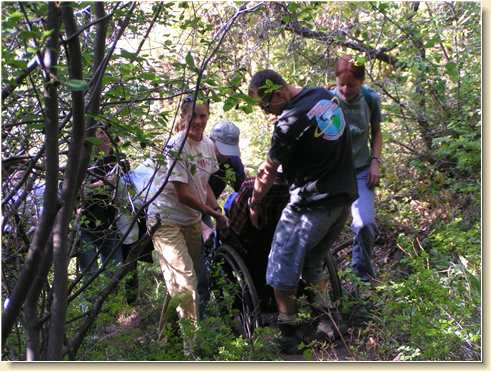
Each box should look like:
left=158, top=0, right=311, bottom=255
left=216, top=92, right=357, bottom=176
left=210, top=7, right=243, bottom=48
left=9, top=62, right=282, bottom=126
left=315, top=317, right=335, bottom=341
left=278, top=322, right=303, bottom=354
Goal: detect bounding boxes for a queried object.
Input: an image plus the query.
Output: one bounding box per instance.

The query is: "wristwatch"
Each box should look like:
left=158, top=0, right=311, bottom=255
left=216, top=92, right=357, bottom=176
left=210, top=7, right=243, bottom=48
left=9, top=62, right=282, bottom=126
left=371, top=156, right=382, bottom=164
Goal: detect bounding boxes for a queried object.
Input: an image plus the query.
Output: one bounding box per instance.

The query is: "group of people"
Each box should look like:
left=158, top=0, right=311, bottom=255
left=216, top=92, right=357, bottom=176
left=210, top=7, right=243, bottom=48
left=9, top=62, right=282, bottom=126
left=76, top=54, right=383, bottom=355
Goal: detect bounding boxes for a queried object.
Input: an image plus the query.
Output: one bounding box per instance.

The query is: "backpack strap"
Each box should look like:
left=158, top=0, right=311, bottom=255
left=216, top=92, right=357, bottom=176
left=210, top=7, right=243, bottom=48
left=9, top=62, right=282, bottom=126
left=361, top=85, right=377, bottom=121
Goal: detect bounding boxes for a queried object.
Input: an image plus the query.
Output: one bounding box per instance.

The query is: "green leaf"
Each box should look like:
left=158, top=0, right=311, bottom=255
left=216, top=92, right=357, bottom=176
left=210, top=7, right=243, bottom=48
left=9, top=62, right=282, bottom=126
left=287, top=2, right=299, bottom=13
left=142, top=71, right=157, bottom=81
left=66, top=79, right=89, bottom=92
left=445, top=62, right=459, bottom=82
left=237, top=93, right=257, bottom=105
left=240, top=105, right=253, bottom=114
left=120, top=49, right=137, bottom=61
left=262, top=79, right=282, bottom=94
left=426, top=36, right=438, bottom=48
left=7, top=11, right=23, bottom=23
left=185, top=52, right=197, bottom=72
left=205, top=77, right=218, bottom=86
left=230, top=73, right=243, bottom=87
left=282, top=15, right=292, bottom=23
left=353, top=55, right=367, bottom=66
left=86, top=136, right=103, bottom=146
left=41, top=29, right=54, bottom=40
left=19, top=30, right=38, bottom=42
left=223, top=96, right=238, bottom=112
left=120, top=63, right=134, bottom=76
left=378, top=2, right=389, bottom=13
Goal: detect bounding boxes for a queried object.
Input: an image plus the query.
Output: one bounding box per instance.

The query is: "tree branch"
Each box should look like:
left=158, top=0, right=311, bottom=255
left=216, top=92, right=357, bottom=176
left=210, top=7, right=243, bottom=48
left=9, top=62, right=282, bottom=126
left=274, top=2, right=399, bottom=67
left=61, top=4, right=120, bottom=45
left=1, top=1, right=62, bottom=347
left=47, top=2, right=86, bottom=360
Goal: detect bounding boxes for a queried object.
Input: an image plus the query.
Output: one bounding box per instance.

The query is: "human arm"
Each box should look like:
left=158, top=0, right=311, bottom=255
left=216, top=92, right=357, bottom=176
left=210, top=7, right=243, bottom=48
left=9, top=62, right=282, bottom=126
left=248, top=157, right=280, bottom=228
left=174, top=181, right=228, bottom=228
left=368, top=116, right=383, bottom=188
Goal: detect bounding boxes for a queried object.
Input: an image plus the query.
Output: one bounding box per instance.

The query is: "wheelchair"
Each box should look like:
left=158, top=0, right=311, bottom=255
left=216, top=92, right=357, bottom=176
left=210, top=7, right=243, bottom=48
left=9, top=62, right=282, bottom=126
left=202, top=224, right=342, bottom=339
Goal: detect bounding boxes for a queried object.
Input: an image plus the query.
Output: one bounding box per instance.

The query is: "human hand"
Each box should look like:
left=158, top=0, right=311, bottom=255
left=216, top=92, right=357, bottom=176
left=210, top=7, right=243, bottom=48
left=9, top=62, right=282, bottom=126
left=215, top=214, right=229, bottom=229
left=249, top=205, right=261, bottom=229
left=267, top=114, right=278, bottom=126
left=368, top=160, right=381, bottom=188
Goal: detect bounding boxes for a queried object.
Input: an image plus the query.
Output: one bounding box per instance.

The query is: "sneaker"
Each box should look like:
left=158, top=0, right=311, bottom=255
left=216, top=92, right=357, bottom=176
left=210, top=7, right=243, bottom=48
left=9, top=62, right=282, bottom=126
left=315, top=318, right=335, bottom=341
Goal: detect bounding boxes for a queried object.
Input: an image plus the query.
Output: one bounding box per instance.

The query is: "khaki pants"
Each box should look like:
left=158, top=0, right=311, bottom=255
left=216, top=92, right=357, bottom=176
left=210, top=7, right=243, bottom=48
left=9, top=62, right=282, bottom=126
left=152, top=222, right=202, bottom=321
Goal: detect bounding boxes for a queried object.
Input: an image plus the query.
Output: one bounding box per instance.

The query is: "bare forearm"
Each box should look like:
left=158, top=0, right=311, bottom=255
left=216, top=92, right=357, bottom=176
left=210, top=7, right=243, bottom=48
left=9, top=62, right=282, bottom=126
left=178, top=192, right=221, bottom=219
left=206, top=183, right=220, bottom=211
left=370, top=123, right=383, bottom=159
left=174, top=182, right=221, bottom=219
left=250, top=157, right=279, bottom=206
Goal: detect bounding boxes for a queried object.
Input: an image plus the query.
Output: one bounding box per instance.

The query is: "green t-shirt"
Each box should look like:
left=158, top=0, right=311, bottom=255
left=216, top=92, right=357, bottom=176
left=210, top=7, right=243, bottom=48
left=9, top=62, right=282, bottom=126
left=332, top=86, right=382, bottom=170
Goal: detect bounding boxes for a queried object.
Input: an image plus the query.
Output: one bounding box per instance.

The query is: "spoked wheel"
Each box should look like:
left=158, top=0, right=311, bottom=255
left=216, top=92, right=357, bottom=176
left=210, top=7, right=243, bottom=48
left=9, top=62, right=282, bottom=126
left=324, top=248, right=343, bottom=304
left=210, top=244, right=260, bottom=338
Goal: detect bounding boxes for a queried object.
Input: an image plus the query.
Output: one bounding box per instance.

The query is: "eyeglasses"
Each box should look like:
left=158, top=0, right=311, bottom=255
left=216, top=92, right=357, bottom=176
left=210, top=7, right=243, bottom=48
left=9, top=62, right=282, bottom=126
left=259, top=92, right=273, bottom=112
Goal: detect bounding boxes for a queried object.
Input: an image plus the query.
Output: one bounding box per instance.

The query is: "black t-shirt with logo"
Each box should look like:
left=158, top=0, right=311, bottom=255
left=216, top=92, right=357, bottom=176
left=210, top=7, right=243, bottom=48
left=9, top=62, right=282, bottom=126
left=268, top=87, right=357, bottom=207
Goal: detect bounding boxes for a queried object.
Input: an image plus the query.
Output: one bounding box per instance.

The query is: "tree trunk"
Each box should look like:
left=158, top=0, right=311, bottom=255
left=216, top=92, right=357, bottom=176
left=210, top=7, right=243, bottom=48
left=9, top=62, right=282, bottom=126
left=46, top=3, right=86, bottom=360
left=24, top=241, right=53, bottom=360
left=1, top=2, right=61, bottom=346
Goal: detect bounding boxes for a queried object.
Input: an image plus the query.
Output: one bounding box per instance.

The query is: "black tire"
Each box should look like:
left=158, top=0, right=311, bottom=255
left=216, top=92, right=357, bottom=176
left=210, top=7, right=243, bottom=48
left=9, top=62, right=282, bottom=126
left=211, top=244, right=260, bottom=338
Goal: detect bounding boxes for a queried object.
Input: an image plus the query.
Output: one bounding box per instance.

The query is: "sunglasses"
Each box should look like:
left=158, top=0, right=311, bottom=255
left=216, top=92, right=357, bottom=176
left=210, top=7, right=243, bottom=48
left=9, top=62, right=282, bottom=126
left=259, top=92, right=274, bottom=112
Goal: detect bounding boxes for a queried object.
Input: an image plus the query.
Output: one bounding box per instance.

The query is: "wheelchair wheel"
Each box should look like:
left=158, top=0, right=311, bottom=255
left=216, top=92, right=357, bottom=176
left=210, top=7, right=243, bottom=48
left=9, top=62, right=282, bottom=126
left=210, top=243, right=260, bottom=338
left=324, top=247, right=343, bottom=303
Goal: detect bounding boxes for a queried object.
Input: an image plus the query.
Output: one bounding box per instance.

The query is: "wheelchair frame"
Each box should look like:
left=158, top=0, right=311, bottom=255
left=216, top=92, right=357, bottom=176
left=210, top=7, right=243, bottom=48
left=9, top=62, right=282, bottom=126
left=204, top=229, right=342, bottom=338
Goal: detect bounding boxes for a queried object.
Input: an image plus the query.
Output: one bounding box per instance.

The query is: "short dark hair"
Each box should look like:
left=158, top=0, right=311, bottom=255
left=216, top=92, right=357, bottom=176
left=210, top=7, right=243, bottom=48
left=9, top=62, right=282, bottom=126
left=248, top=69, right=287, bottom=97
left=335, top=55, right=365, bottom=81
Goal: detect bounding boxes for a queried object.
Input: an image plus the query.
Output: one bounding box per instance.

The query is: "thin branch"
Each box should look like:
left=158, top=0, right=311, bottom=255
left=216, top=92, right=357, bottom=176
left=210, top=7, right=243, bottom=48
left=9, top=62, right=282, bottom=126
left=135, top=3, right=163, bottom=55
left=274, top=3, right=398, bottom=66
left=61, top=3, right=121, bottom=45
left=18, top=2, right=49, bottom=78
left=1, top=1, right=62, bottom=347
left=101, top=89, right=192, bottom=107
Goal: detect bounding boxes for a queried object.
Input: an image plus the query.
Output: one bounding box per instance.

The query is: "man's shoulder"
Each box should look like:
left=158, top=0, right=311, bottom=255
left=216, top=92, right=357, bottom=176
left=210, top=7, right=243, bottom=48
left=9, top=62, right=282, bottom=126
left=300, top=86, right=335, bottom=100
left=283, top=87, right=335, bottom=118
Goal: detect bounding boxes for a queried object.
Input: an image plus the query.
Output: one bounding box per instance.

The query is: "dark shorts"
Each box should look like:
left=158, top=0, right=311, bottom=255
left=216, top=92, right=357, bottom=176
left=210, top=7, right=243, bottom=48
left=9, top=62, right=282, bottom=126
left=266, top=202, right=349, bottom=290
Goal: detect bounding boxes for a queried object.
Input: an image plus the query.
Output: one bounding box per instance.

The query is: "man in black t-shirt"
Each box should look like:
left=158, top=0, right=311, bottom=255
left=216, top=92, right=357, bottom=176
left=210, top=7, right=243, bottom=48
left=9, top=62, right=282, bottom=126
left=247, top=70, right=357, bottom=353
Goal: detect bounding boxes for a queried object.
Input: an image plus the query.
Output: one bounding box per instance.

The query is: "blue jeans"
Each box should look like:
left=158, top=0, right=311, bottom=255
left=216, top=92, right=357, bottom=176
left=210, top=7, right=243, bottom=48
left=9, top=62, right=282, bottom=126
left=266, top=202, right=349, bottom=290
left=351, top=168, right=378, bottom=279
